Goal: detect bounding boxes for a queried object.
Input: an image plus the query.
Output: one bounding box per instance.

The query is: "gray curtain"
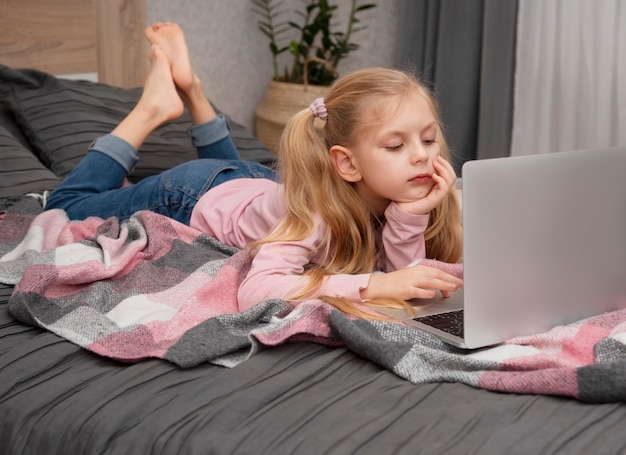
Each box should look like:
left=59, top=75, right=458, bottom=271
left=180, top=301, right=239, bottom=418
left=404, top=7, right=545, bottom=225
left=397, top=0, right=518, bottom=173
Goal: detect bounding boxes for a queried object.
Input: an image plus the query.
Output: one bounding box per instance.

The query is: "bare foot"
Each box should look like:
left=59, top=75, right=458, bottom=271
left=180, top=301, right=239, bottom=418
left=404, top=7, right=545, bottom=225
left=144, top=22, right=216, bottom=125
left=145, top=22, right=195, bottom=93
left=138, top=44, right=184, bottom=123
left=110, top=44, right=183, bottom=149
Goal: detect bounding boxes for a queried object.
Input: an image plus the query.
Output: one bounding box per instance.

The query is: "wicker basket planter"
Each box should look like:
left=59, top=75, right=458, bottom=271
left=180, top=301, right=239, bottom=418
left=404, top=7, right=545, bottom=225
left=255, top=80, right=328, bottom=155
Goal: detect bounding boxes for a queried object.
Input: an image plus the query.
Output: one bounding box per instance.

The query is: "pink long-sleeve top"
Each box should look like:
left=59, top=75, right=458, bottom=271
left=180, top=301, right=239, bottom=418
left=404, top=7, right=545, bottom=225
left=189, top=178, right=429, bottom=311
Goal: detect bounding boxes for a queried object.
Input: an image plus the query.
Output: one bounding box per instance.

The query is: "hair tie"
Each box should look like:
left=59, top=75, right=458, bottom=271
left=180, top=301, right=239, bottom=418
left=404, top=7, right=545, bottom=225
left=309, top=98, right=328, bottom=121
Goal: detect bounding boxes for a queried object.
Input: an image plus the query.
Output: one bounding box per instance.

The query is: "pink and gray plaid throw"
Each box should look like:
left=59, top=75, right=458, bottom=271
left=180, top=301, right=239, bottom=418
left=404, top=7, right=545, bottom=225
left=1, top=209, right=625, bottom=403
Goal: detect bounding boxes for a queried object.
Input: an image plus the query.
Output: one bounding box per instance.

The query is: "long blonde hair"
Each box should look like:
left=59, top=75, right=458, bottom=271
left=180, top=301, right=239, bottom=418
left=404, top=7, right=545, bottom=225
left=254, top=67, right=462, bottom=318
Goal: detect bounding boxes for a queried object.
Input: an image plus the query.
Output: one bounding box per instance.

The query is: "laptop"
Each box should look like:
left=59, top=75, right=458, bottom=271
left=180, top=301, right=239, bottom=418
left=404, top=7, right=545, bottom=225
left=378, top=146, right=626, bottom=349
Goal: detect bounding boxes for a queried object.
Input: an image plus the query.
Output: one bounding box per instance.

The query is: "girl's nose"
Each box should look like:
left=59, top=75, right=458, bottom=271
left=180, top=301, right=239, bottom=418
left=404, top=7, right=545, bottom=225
left=411, top=142, right=429, bottom=163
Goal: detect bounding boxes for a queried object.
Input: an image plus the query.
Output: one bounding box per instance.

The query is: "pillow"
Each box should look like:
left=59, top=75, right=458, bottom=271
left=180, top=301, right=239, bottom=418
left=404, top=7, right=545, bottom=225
left=0, top=126, right=61, bottom=198
left=0, top=65, right=276, bottom=182
left=0, top=101, right=30, bottom=149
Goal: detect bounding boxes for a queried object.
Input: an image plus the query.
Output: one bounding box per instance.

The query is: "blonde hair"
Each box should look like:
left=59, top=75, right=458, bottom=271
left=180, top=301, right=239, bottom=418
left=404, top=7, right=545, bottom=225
left=253, top=67, right=462, bottom=319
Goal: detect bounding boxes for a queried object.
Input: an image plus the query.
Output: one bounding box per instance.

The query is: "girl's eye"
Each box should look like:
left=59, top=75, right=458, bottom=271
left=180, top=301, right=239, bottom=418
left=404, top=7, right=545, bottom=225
left=385, top=144, right=403, bottom=151
left=423, top=138, right=437, bottom=145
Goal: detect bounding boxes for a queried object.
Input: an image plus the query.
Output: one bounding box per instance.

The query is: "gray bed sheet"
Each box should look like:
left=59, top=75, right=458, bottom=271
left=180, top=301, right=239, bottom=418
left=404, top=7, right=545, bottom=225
left=1, top=291, right=625, bottom=454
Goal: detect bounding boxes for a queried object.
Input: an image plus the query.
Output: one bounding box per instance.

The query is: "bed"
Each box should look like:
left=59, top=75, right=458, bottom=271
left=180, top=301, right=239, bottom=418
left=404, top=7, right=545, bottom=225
left=2, top=2, right=626, bottom=454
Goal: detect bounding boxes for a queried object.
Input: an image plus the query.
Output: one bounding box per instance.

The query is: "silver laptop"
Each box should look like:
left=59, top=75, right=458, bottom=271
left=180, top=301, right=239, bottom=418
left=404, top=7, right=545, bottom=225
left=379, top=146, right=626, bottom=349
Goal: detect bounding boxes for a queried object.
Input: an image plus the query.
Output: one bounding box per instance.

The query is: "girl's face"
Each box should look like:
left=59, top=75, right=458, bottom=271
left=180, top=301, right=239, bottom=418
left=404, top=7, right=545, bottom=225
left=349, top=92, right=441, bottom=215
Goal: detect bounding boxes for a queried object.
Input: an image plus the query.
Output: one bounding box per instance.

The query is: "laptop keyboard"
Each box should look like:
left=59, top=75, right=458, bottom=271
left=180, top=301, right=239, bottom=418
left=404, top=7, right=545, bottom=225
left=413, top=310, right=464, bottom=338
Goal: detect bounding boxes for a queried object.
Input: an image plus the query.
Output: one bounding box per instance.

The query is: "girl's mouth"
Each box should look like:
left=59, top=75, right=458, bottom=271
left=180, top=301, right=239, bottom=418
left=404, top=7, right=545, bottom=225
left=409, top=174, right=432, bottom=184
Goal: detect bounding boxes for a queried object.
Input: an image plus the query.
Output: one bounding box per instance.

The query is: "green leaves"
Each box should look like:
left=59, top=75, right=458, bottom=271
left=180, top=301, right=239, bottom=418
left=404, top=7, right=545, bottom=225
left=251, top=0, right=291, bottom=80
left=251, top=0, right=377, bottom=86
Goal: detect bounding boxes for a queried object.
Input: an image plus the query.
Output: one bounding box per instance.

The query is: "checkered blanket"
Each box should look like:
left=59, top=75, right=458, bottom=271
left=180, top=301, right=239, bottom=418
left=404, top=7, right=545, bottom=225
left=1, top=208, right=626, bottom=403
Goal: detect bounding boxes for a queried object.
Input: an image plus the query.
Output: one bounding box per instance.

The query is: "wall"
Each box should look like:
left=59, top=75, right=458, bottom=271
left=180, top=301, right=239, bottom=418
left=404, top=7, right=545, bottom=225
left=147, top=0, right=403, bottom=132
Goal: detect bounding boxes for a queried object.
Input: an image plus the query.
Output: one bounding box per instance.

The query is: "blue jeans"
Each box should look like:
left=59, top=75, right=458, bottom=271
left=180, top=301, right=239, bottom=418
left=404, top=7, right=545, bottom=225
left=46, top=115, right=277, bottom=224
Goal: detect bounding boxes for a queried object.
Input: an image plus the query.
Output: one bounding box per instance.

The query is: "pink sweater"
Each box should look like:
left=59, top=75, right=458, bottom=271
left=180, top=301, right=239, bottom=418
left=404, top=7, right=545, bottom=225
left=190, top=178, right=429, bottom=311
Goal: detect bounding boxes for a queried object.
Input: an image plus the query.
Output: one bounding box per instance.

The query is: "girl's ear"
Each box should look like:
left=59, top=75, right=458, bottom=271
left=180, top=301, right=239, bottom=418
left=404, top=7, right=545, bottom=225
left=329, top=145, right=362, bottom=182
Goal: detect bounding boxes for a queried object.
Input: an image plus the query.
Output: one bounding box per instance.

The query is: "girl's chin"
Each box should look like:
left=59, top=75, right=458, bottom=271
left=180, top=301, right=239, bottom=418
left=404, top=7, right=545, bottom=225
left=403, top=188, right=434, bottom=201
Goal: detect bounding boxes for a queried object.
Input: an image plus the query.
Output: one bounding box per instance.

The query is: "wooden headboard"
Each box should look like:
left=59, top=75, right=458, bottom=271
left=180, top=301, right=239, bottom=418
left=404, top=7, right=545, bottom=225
left=0, top=0, right=147, bottom=88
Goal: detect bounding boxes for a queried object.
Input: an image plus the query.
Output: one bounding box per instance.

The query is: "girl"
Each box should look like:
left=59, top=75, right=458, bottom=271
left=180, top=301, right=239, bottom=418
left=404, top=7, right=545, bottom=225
left=46, top=22, right=463, bottom=318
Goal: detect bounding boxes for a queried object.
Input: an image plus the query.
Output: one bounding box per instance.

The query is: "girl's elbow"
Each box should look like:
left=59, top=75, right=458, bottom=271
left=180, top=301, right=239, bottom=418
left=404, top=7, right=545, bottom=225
left=237, top=286, right=258, bottom=312
left=237, top=281, right=287, bottom=312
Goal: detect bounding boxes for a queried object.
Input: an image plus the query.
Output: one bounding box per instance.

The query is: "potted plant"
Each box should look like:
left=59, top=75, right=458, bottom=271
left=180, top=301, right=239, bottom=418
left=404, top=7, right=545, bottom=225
left=252, top=0, right=377, bottom=153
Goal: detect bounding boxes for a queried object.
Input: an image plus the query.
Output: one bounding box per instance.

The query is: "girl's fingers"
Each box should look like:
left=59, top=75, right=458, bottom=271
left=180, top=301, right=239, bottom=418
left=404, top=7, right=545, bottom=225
left=435, top=157, right=456, bottom=186
left=431, top=171, right=445, bottom=186
left=428, top=278, right=462, bottom=291
left=410, top=266, right=463, bottom=288
left=412, top=288, right=437, bottom=299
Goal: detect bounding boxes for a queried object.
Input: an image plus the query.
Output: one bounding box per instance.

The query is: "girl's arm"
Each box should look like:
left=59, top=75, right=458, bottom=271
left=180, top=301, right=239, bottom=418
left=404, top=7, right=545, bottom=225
left=382, top=202, right=429, bottom=271
left=364, top=203, right=462, bottom=301
left=237, top=195, right=462, bottom=309
left=238, top=234, right=462, bottom=307
left=237, top=236, right=370, bottom=311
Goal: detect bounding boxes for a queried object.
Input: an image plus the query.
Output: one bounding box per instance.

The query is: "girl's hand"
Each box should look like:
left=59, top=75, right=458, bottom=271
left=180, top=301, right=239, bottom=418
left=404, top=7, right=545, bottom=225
left=397, top=156, right=457, bottom=215
left=361, top=264, right=463, bottom=301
